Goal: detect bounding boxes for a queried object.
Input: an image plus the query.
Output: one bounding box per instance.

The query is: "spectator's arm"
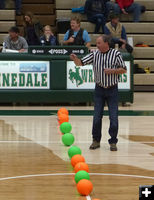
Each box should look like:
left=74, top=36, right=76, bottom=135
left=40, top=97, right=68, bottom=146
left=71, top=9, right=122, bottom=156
left=121, top=26, right=127, bottom=41
left=19, top=38, right=28, bottom=52
left=63, top=30, right=74, bottom=45
left=83, top=30, right=91, bottom=48
left=3, top=37, right=11, bottom=49
left=104, top=25, right=111, bottom=35
left=86, top=42, right=91, bottom=49
left=63, top=38, right=74, bottom=45
left=51, top=36, right=57, bottom=45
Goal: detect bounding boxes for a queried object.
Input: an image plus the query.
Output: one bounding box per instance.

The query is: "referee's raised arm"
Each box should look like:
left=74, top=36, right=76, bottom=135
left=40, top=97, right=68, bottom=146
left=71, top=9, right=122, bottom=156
left=70, top=54, right=83, bottom=66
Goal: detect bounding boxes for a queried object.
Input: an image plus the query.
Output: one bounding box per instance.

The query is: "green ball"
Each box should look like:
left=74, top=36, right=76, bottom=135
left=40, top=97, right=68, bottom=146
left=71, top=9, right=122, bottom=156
left=62, top=133, right=75, bottom=146
left=75, top=170, right=90, bottom=183
left=60, top=122, right=72, bottom=134
left=68, top=146, right=82, bottom=158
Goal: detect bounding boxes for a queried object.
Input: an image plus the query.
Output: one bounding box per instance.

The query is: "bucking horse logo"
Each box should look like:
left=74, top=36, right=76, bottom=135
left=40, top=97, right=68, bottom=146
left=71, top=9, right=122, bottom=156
left=69, top=66, right=83, bottom=87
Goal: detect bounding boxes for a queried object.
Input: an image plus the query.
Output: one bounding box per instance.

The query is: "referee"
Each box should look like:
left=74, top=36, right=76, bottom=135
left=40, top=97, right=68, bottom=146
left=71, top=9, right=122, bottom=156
left=70, top=35, right=127, bottom=151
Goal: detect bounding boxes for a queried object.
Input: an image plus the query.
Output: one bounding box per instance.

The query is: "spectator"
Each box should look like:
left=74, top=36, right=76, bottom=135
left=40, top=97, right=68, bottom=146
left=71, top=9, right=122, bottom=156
left=40, top=25, right=57, bottom=46
left=23, top=11, right=43, bottom=45
left=104, top=13, right=133, bottom=53
left=0, top=0, right=22, bottom=15
left=3, top=26, right=28, bottom=53
left=84, top=0, right=107, bottom=33
left=114, top=0, right=142, bottom=22
left=63, top=16, right=91, bottom=48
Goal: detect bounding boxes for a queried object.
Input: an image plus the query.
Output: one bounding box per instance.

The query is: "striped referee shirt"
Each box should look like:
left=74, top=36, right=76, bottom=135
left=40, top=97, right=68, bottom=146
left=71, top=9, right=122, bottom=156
left=81, top=48, right=126, bottom=88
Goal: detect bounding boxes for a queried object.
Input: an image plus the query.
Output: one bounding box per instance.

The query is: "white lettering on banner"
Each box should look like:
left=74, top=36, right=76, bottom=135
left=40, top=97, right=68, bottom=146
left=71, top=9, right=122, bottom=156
left=72, top=49, right=84, bottom=54
left=36, top=50, right=44, bottom=53
left=67, top=61, right=130, bottom=90
left=48, top=49, right=68, bottom=55
left=32, top=49, right=44, bottom=54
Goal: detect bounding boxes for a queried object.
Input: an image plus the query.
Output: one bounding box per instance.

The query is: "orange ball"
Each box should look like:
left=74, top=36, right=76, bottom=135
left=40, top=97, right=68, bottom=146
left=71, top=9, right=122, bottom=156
left=71, top=154, right=85, bottom=167
left=77, top=179, right=93, bottom=196
left=93, top=199, right=101, bottom=200
left=74, top=162, right=89, bottom=173
left=58, top=114, right=69, bottom=124
left=57, top=108, right=69, bottom=116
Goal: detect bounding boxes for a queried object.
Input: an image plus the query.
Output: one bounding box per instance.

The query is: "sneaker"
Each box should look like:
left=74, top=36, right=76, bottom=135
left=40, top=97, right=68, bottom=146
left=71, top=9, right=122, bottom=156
left=89, top=140, right=100, bottom=150
left=110, top=143, right=117, bottom=151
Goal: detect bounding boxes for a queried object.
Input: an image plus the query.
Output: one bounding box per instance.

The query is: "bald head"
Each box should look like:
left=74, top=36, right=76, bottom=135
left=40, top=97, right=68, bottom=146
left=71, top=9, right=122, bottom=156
left=96, top=35, right=111, bottom=53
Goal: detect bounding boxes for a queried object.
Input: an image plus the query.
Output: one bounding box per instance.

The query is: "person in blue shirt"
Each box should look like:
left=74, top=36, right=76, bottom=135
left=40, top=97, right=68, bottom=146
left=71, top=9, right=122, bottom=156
left=40, top=25, right=57, bottom=46
left=63, top=17, right=91, bottom=48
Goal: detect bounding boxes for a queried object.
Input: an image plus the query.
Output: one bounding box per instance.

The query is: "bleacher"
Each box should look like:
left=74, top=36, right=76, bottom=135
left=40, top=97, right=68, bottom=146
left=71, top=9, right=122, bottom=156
left=56, top=0, right=154, bottom=91
left=0, top=4, right=15, bottom=46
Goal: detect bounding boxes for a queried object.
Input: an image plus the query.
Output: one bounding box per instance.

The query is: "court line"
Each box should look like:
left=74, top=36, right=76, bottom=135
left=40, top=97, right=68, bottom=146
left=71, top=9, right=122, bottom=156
left=86, top=196, right=92, bottom=200
left=0, top=141, right=154, bottom=144
left=0, top=172, right=154, bottom=181
left=1, top=173, right=154, bottom=200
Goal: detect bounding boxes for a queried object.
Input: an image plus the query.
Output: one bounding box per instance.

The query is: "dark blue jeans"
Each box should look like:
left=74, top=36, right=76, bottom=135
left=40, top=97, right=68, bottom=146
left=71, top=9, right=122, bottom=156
left=15, top=0, right=22, bottom=12
left=0, top=0, right=22, bottom=12
left=114, top=2, right=141, bottom=22
left=0, top=0, right=5, bottom=9
left=87, top=13, right=106, bottom=33
left=106, top=1, right=116, bottom=18
left=92, top=84, right=118, bottom=144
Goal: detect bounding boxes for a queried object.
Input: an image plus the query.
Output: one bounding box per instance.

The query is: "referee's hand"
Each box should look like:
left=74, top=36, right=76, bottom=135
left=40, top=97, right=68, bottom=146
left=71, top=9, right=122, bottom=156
left=70, top=54, right=83, bottom=66
left=70, top=53, right=77, bottom=61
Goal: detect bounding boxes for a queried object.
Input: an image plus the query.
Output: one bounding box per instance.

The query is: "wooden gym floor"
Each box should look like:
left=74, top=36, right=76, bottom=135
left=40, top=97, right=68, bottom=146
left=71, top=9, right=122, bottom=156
left=0, top=92, right=154, bottom=200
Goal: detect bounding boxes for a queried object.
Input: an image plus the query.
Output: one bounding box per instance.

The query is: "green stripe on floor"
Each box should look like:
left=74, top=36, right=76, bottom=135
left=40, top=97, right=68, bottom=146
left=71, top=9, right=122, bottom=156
left=0, top=110, right=154, bottom=116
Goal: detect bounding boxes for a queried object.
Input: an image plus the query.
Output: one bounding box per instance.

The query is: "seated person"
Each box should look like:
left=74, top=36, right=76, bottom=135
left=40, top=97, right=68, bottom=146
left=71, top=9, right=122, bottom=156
left=104, top=13, right=133, bottom=53
left=40, top=25, right=57, bottom=46
left=3, top=26, right=28, bottom=53
left=63, top=17, right=91, bottom=48
left=114, top=0, right=142, bottom=22
left=84, top=0, right=108, bottom=33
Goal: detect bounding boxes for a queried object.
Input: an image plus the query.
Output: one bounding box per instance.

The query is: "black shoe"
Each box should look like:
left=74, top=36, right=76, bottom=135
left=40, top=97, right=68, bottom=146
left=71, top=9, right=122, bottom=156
left=89, top=140, right=100, bottom=150
left=110, top=143, right=117, bottom=151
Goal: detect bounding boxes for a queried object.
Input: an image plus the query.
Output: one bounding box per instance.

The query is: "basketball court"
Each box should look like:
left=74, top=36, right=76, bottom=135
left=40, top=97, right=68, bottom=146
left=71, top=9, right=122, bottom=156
left=0, top=92, right=154, bottom=200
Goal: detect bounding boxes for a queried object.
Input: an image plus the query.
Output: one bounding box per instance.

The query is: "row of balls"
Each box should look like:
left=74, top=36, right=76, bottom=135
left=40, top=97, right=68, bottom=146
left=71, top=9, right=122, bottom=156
left=57, top=108, right=93, bottom=196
